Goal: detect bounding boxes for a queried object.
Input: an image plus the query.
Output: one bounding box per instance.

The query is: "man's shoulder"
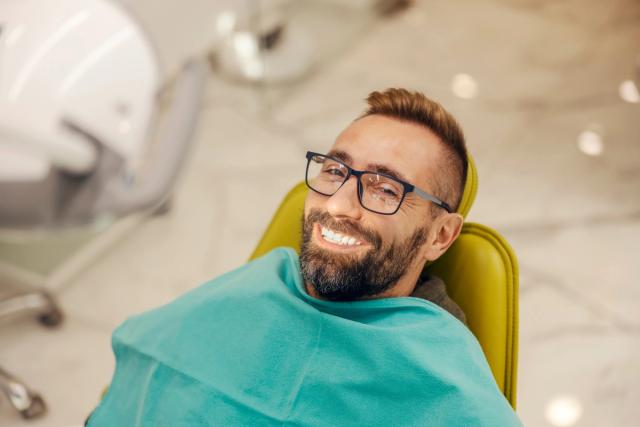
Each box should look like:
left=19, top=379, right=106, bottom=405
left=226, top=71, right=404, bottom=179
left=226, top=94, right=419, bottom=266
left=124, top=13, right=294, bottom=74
left=411, top=274, right=467, bottom=325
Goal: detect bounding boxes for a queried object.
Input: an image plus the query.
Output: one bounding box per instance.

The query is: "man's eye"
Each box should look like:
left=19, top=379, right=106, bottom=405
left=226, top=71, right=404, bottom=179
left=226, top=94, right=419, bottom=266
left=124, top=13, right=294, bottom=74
left=381, top=187, right=399, bottom=197
left=373, top=185, right=400, bottom=199
left=322, top=166, right=345, bottom=177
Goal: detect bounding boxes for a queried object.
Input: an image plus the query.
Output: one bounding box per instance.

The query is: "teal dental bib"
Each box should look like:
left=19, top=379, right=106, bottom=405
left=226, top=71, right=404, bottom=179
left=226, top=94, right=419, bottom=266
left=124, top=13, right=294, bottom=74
left=88, top=248, right=521, bottom=426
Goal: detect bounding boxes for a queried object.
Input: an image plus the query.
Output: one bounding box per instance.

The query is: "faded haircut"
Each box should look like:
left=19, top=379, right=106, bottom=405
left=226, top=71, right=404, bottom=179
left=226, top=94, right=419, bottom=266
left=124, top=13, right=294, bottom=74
left=360, top=88, right=468, bottom=212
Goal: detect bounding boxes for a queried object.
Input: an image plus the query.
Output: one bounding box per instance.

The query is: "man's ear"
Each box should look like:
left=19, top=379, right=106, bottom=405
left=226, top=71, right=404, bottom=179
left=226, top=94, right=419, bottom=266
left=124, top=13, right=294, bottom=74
left=423, top=213, right=464, bottom=262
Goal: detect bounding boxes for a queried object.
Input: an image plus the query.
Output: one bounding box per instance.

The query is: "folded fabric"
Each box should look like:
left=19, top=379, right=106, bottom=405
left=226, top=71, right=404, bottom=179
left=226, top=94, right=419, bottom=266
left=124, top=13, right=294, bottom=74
left=88, top=247, right=522, bottom=426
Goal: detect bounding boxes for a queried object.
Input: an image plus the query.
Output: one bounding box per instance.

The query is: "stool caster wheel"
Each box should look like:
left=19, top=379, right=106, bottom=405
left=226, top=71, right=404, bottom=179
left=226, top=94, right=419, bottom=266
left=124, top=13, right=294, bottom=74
left=152, top=196, right=173, bottom=216
left=37, top=293, right=64, bottom=328
left=19, top=393, right=46, bottom=420
left=0, top=367, right=47, bottom=420
left=38, top=308, right=64, bottom=327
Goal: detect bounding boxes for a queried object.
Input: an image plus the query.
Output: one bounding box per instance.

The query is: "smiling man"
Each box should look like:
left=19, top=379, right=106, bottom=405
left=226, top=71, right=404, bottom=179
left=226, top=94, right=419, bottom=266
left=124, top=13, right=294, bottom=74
left=87, top=89, right=522, bottom=426
left=300, top=97, right=465, bottom=303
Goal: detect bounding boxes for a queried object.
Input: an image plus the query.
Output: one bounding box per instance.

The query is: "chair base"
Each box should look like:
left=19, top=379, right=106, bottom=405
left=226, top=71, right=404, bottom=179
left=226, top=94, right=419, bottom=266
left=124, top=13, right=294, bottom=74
left=0, top=290, right=64, bottom=327
left=0, top=285, right=63, bottom=419
left=0, top=367, right=47, bottom=419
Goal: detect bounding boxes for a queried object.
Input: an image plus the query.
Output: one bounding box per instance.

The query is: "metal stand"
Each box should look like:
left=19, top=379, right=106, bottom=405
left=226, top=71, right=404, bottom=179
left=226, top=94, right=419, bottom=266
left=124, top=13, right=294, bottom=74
left=0, top=205, right=160, bottom=421
left=0, top=287, right=63, bottom=419
left=0, top=290, right=63, bottom=327
left=0, top=367, right=47, bottom=419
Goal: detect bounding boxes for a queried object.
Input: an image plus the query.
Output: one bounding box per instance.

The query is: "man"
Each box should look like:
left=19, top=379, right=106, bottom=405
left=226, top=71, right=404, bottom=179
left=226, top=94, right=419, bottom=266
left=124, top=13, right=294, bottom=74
left=87, top=89, right=522, bottom=426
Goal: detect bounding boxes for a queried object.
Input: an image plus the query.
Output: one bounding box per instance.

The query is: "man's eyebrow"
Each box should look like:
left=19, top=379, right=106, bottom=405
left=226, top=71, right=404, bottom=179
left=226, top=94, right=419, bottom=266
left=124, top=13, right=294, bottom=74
left=326, top=149, right=411, bottom=183
left=327, top=149, right=352, bottom=164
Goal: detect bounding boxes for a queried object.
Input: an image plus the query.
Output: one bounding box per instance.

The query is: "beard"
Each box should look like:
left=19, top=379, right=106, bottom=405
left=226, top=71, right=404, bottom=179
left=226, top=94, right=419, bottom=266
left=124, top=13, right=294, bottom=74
left=299, top=208, right=428, bottom=301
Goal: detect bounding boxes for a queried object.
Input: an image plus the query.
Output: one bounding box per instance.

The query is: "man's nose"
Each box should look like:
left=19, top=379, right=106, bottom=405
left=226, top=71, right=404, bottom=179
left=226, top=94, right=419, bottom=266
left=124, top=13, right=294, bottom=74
left=326, top=176, right=362, bottom=220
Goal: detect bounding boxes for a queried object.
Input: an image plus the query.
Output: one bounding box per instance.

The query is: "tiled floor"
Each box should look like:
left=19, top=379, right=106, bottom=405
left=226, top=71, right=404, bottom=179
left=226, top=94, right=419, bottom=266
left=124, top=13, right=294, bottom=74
left=1, top=0, right=639, bottom=425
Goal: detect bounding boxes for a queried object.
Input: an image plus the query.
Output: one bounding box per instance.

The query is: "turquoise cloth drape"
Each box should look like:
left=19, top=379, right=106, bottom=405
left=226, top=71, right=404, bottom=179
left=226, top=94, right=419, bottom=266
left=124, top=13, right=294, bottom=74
left=88, top=248, right=521, bottom=426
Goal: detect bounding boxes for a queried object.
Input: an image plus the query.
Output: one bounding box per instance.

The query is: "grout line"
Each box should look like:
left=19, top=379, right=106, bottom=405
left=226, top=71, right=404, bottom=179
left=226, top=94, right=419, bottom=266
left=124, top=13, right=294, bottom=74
left=496, top=210, right=640, bottom=235
left=526, top=324, right=632, bottom=343
left=520, top=264, right=640, bottom=334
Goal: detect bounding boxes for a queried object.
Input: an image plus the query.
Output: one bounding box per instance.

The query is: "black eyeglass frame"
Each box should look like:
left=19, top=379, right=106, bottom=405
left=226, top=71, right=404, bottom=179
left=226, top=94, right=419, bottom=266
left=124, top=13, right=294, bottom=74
left=305, top=151, right=453, bottom=215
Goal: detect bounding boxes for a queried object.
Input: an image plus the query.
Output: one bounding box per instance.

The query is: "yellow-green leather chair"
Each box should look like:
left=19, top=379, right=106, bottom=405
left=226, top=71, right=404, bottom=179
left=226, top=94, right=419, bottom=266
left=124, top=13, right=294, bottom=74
left=249, top=156, right=519, bottom=409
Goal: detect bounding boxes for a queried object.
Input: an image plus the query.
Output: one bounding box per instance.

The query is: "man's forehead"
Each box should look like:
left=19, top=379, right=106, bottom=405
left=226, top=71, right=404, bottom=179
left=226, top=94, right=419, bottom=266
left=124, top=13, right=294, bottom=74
left=329, top=115, right=443, bottom=184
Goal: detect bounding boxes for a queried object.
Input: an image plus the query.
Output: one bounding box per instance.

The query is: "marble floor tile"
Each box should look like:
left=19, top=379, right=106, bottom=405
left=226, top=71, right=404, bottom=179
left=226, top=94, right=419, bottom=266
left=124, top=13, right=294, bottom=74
left=519, top=326, right=639, bottom=427
left=505, top=219, right=640, bottom=327
left=0, top=315, right=113, bottom=427
left=471, top=101, right=640, bottom=227
left=518, top=270, right=640, bottom=427
left=268, top=0, right=584, bottom=127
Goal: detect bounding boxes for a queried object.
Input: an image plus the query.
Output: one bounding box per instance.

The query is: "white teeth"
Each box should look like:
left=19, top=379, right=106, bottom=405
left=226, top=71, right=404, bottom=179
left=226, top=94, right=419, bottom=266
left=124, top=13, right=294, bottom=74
left=320, top=226, right=361, bottom=246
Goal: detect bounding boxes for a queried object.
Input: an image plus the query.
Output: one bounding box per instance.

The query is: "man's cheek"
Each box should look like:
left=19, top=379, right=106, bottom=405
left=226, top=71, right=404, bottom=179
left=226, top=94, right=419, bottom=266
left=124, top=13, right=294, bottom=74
left=304, top=192, right=324, bottom=211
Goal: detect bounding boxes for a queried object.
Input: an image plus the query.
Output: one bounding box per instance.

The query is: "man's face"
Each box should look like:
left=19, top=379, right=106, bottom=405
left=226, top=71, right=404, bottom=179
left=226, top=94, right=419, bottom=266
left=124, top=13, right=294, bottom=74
left=300, top=114, right=446, bottom=301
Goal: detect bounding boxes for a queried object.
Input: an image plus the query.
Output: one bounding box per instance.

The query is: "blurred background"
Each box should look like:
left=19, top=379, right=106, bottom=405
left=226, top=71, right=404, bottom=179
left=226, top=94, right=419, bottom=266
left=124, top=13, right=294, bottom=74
left=0, top=0, right=638, bottom=425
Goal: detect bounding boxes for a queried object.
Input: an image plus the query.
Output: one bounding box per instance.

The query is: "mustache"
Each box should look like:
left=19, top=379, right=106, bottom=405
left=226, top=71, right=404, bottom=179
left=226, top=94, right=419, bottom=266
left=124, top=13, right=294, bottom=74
left=306, top=209, right=382, bottom=248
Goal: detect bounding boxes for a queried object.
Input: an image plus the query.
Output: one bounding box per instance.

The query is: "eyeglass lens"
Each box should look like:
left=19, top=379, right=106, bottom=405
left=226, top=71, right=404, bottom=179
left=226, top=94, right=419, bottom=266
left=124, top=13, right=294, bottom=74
left=306, top=154, right=404, bottom=214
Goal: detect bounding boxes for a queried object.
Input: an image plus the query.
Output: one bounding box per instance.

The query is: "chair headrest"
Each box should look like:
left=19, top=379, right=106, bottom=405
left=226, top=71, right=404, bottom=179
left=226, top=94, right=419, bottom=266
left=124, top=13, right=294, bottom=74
left=457, top=154, right=478, bottom=218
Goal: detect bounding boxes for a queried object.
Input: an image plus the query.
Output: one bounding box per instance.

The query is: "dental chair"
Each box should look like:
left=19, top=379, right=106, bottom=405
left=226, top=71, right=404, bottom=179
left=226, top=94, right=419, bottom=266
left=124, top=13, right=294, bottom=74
left=0, top=0, right=207, bottom=419
left=249, top=155, right=520, bottom=409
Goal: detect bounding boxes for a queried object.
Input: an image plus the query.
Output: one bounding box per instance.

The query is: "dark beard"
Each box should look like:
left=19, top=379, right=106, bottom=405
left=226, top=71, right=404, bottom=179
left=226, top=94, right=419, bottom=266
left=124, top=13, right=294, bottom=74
left=299, top=209, right=428, bottom=301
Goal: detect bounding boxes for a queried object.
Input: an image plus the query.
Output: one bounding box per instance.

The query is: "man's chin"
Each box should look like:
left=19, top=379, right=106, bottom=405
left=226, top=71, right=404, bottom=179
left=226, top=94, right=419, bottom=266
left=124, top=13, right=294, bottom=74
left=301, top=242, right=387, bottom=301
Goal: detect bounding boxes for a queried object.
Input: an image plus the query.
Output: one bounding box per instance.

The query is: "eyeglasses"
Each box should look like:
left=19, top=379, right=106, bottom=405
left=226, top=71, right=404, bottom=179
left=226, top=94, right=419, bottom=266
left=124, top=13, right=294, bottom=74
left=305, top=151, right=452, bottom=215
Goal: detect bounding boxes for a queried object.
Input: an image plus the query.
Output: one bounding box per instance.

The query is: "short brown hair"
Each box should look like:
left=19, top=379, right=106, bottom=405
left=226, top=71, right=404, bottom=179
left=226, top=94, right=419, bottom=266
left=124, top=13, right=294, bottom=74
left=361, top=88, right=468, bottom=212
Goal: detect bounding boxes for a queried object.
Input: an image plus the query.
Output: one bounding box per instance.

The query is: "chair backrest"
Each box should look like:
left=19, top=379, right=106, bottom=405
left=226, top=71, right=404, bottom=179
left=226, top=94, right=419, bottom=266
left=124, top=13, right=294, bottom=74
left=249, top=155, right=519, bottom=409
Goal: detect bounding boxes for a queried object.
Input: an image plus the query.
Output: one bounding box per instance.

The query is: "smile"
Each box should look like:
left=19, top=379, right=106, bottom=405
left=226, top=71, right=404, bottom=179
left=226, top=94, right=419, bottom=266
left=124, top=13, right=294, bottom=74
left=320, top=226, right=362, bottom=246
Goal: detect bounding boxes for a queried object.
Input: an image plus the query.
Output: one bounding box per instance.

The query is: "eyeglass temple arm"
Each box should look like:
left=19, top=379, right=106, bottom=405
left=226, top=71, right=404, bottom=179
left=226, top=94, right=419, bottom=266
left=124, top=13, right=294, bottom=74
left=413, top=187, right=453, bottom=213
